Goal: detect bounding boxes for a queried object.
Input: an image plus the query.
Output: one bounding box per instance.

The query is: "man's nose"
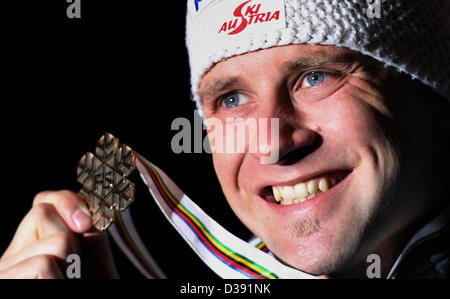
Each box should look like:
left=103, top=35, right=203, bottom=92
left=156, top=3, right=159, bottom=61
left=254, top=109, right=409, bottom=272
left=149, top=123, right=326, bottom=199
left=248, top=96, right=321, bottom=165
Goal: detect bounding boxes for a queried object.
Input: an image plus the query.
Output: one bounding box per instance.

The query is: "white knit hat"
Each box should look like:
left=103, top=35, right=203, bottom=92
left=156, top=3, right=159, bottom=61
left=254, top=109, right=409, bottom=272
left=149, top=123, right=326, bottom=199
left=185, top=0, right=450, bottom=115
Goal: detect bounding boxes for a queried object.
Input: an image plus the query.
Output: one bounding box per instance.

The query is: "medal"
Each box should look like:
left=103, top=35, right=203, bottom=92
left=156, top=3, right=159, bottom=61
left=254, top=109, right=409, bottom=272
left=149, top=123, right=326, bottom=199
left=76, top=133, right=315, bottom=279
left=77, top=133, right=136, bottom=231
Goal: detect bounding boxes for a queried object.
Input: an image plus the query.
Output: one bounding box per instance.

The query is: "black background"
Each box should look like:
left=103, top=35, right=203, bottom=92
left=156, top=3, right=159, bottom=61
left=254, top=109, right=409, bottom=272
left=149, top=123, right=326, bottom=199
left=1, top=1, right=449, bottom=292
left=1, top=0, right=254, bottom=279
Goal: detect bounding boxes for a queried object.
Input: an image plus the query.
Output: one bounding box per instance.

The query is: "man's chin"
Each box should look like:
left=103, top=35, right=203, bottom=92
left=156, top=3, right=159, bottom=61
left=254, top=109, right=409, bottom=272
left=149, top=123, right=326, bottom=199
left=274, top=249, right=353, bottom=277
left=267, top=228, right=361, bottom=276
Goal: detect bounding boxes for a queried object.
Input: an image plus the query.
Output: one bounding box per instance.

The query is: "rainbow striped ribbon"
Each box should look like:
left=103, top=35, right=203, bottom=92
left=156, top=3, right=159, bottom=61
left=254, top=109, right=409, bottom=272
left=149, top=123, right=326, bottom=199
left=108, top=153, right=448, bottom=279
left=128, top=154, right=315, bottom=279
left=108, top=209, right=167, bottom=278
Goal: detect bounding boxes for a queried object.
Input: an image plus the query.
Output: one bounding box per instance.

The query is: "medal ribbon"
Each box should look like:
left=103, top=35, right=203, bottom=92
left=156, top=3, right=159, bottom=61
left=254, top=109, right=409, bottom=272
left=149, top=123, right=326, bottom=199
left=109, top=153, right=316, bottom=279
left=107, top=152, right=449, bottom=279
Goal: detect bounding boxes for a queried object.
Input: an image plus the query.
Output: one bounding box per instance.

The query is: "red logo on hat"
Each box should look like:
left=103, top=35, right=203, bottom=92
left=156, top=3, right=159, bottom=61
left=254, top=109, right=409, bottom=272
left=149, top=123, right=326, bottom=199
left=218, top=0, right=281, bottom=35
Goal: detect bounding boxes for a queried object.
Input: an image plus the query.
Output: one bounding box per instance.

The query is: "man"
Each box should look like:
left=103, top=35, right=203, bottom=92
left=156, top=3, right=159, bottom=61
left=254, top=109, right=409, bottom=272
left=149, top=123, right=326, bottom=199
left=0, top=0, right=448, bottom=278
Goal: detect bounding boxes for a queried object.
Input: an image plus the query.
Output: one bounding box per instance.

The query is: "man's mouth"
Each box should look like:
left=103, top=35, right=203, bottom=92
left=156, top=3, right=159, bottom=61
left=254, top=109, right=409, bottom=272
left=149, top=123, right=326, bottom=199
left=261, top=170, right=351, bottom=205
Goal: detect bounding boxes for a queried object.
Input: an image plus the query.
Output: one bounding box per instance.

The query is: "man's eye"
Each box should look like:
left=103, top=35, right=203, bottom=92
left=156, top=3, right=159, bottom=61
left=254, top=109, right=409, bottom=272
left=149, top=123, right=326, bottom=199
left=219, top=92, right=250, bottom=109
left=300, top=71, right=328, bottom=88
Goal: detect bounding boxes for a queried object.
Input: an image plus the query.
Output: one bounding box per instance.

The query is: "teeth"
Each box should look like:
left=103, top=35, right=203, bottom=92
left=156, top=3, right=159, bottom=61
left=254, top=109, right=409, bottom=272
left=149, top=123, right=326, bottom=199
left=307, top=193, right=319, bottom=200
left=329, top=177, right=336, bottom=188
left=279, top=186, right=296, bottom=201
left=280, top=197, right=293, bottom=205
left=272, top=186, right=281, bottom=202
left=295, top=183, right=308, bottom=198
left=319, top=178, right=329, bottom=192
left=271, top=173, right=344, bottom=205
left=307, top=180, right=319, bottom=194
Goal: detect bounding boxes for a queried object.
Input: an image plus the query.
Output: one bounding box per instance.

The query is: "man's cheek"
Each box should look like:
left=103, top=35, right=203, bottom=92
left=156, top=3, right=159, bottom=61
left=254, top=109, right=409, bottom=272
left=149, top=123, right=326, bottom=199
left=325, top=92, right=379, bottom=137
left=212, top=152, right=247, bottom=197
left=224, top=188, right=257, bottom=222
left=212, top=153, right=234, bottom=181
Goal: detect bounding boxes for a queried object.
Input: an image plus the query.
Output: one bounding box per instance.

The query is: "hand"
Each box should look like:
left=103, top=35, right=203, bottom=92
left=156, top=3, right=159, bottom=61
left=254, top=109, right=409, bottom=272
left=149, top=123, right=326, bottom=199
left=0, top=190, right=119, bottom=278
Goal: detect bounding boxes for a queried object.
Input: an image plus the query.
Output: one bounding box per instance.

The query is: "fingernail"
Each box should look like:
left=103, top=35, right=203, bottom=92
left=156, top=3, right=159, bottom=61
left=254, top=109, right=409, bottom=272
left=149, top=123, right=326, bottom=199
left=72, top=205, right=91, bottom=229
left=79, top=202, right=91, bottom=216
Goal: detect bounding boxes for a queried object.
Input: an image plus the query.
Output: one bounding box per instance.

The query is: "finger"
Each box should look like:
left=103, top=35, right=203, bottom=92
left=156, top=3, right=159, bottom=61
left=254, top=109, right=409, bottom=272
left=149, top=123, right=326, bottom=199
left=33, top=190, right=92, bottom=233
left=2, top=203, right=70, bottom=259
left=0, top=255, right=64, bottom=279
left=0, top=231, right=81, bottom=273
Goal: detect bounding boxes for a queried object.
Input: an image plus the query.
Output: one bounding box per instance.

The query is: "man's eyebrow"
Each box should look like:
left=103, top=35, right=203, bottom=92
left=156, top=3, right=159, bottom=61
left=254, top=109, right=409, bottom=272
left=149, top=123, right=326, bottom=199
left=199, top=77, right=240, bottom=104
left=199, top=51, right=362, bottom=103
left=283, top=51, right=361, bottom=72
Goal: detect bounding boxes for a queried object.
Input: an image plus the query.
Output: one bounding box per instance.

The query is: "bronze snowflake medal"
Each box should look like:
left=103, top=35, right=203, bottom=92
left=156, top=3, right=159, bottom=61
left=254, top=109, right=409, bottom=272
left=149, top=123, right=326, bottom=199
left=76, top=133, right=135, bottom=231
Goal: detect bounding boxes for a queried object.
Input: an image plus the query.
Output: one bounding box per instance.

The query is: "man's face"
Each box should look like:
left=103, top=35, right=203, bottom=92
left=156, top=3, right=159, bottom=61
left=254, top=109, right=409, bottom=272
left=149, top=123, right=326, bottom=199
left=198, top=44, right=435, bottom=275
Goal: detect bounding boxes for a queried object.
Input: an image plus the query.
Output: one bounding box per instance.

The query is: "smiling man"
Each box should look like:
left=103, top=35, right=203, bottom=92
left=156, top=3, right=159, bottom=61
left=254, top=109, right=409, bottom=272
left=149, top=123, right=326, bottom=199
left=186, top=0, right=450, bottom=278
left=0, top=0, right=449, bottom=279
